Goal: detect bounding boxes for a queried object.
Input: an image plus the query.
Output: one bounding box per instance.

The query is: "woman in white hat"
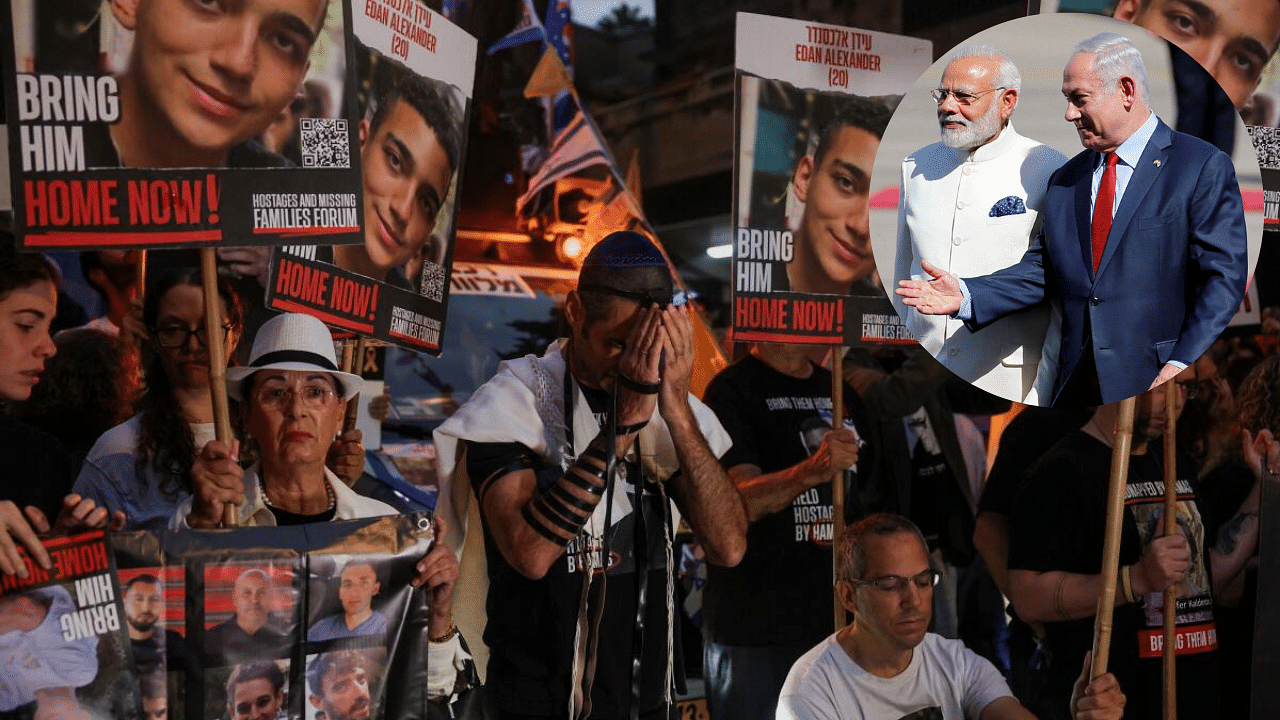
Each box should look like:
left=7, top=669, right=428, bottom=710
left=178, top=312, right=383, bottom=528
left=179, top=312, right=467, bottom=700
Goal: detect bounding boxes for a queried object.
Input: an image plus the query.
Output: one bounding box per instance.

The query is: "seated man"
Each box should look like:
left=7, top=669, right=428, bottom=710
left=777, top=514, right=1125, bottom=720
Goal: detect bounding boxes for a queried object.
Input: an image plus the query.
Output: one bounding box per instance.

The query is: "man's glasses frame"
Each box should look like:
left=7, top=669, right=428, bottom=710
left=153, top=324, right=235, bottom=348
left=931, top=87, right=1006, bottom=106
left=850, top=569, right=941, bottom=593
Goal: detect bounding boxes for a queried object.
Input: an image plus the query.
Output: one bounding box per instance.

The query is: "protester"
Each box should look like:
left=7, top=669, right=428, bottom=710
left=699, top=342, right=867, bottom=720
left=178, top=312, right=467, bottom=691
left=73, top=269, right=245, bottom=531
left=20, top=328, right=142, bottom=470
left=0, top=247, right=121, bottom=576
left=1007, top=367, right=1259, bottom=720
left=777, top=514, right=1125, bottom=720
left=433, top=230, right=746, bottom=720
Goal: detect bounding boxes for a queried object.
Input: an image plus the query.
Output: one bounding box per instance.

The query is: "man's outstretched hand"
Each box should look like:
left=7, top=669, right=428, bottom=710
left=896, top=260, right=963, bottom=315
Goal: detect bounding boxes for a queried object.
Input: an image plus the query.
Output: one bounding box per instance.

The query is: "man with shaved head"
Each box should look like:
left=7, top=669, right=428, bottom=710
left=204, top=568, right=289, bottom=664
left=893, top=44, right=1067, bottom=404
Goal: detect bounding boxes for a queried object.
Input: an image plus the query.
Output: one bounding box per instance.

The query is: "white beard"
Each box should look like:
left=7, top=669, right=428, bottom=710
left=940, top=103, right=1002, bottom=149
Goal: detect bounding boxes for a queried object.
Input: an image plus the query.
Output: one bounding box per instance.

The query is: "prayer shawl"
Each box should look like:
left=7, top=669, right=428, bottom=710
left=433, top=339, right=731, bottom=718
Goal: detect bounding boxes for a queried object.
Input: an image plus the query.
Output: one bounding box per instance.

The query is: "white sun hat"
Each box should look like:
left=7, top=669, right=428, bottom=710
left=225, top=313, right=363, bottom=401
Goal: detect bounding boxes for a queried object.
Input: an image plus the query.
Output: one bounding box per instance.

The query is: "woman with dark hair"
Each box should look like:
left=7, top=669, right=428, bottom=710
left=0, top=248, right=121, bottom=574
left=73, top=268, right=245, bottom=531
left=20, top=328, right=142, bottom=469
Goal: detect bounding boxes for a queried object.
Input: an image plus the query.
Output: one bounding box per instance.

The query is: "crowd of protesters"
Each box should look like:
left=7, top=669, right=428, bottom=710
left=0, top=234, right=1269, bottom=720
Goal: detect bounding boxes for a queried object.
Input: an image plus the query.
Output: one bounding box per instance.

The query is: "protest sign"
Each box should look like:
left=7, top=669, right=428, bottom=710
left=2, top=0, right=364, bottom=250
left=731, top=13, right=929, bottom=345
left=266, top=0, right=477, bottom=355
left=0, top=531, right=136, bottom=720
left=110, top=513, right=441, bottom=720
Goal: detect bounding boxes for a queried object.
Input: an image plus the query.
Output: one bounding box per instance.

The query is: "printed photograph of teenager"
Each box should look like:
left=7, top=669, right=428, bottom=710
left=323, top=49, right=465, bottom=294
left=10, top=0, right=351, bottom=169
left=735, top=76, right=896, bottom=296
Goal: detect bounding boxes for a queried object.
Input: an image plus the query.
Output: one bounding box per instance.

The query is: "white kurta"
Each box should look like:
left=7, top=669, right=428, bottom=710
left=893, top=123, right=1067, bottom=404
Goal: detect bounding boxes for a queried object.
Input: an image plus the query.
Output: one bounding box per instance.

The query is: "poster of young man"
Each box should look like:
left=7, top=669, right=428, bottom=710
left=0, top=531, right=137, bottom=720
left=731, top=12, right=929, bottom=345
left=109, top=514, right=440, bottom=720
left=266, top=0, right=476, bottom=355
left=2, top=0, right=365, bottom=251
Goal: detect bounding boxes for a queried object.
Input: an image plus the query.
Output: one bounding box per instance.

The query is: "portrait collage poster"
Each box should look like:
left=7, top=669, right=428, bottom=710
left=0, top=531, right=135, bottom=720
left=1, top=0, right=364, bottom=250
left=266, top=0, right=477, bottom=355
left=731, top=12, right=929, bottom=345
left=90, top=513, right=433, bottom=720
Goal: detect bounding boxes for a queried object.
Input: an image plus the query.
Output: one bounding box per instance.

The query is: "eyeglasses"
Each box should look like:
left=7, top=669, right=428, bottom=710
left=851, top=569, right=940, bottom=593
left=254, top=384, right=337, bottom=409
left=1175, top=379, right=1204, bottom=401
left=931, top=87, right=1005, bottom=106
left=154, top=324, right=234, bottom=348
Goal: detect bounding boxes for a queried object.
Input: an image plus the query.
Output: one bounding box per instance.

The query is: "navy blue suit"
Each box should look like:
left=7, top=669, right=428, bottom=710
left=964, top=119, right=1247, bottom=406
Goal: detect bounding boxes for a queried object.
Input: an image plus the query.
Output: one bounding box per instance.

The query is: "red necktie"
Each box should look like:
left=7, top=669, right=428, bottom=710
left=1091, top=152, right=1119, bottom=272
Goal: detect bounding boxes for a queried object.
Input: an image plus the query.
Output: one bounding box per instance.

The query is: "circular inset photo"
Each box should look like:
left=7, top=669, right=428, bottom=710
left=868, top=13, right=1262, bottom=408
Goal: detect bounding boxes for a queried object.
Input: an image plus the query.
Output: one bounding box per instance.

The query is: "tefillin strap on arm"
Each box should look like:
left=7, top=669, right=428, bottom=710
left=520, top=368, right=619, bottom=547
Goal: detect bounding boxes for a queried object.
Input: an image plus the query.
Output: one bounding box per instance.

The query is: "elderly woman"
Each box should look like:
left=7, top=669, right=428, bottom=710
left=179, top=312, right=466, bottom=699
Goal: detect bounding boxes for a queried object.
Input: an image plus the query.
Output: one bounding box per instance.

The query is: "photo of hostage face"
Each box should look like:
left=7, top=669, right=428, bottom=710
left=1112, top=0, right=1280, bottom=111
left=226, top=661, right=287, bottom=720
left=331, top=74, right=462, bottom=289
left=124, top=575, right=164, bottom=640
left=787, top=94, right=893, bottom=296
left=107, top=0, right=329, bottom=167
left=308, top=651, right=375, bottom=720
left=337, top=562, right=380, bottom=626
left=232, top=569, right=275, bottom=634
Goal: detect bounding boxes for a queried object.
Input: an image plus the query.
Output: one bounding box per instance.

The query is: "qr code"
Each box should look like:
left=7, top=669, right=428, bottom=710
left=300, top=118, right=350, bottom=168
left=420, top=262, right=445, bottom=302
left=1248, top=125, right=1280, bottom=169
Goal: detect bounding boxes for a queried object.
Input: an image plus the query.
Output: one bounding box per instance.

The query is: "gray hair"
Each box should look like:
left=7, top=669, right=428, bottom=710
left=1072, top=32, right=1150, bottom=103
left=834, top=513, right=930, bottom=584
left=949, top=44, right=1022, bottom=94
left=235, top=568, right=274, bottom=588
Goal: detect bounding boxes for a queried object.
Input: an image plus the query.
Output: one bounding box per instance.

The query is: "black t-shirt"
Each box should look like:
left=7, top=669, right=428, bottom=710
left=1008, top=432, right=1219, bottom=720
left=132, top=628, right=188, bottom=675
left=700, top=354, right=870, bottom=647
left=0, top=416, right=76, bottom=522
left=977, top=406, right=1091, bottom=517
left=904, top=407, right=953, bottom=542
left=464, top=384, right=673, bottom=719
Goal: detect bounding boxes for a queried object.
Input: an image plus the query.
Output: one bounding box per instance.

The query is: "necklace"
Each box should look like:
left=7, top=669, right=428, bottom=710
left=259, top=474, right=336, bottom=514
